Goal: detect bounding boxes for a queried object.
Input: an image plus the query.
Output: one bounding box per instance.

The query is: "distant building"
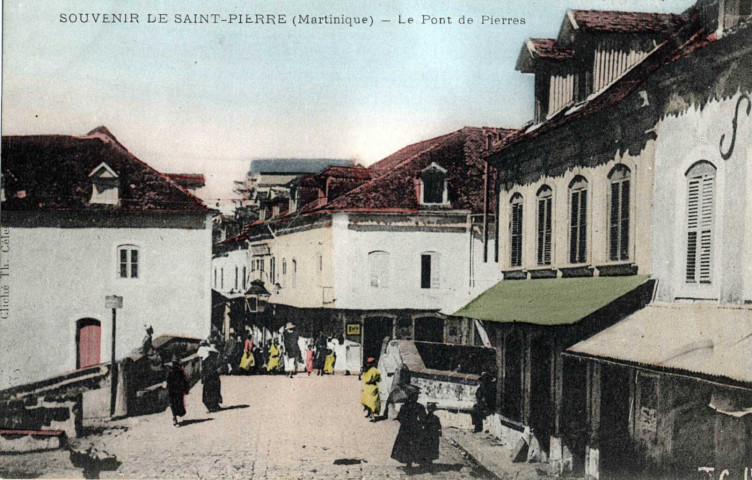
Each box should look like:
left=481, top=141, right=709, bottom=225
left=233, top=158, right=356, bottom=223
left=214, top=127, right=512, bottom=368
left=0, top=127, right=213, bottom=390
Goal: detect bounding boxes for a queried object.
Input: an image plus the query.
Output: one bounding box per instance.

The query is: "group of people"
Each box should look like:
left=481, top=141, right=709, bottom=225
left=220, top=324, right=340, bottom=377
left=360, top=357, right=442, bottom=468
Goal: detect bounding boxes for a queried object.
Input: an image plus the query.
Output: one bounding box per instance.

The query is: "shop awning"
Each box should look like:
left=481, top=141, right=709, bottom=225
left=566, top=303, right=752, bottom=387
left=453, top=275, right=650, bottom=325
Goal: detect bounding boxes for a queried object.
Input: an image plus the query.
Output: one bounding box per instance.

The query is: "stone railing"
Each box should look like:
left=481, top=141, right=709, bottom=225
left=379, top=340, right=497, bottom=412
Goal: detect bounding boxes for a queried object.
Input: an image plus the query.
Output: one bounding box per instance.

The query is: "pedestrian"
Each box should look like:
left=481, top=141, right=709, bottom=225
left=166, top=354, right=190, bottom=426
left=201, top=342, right=223, bottom=412
left=383, top=363, right=411, bottom=419
left=314, top=331, right=327, bottom=376
left=239, top=334, right=255, bottom=373
left=282, top=322, right=301, bottom=378
left=471, top=372, right=496, bottom=433
left=421, top=402, right=442, bottom=465
left=323, top=348, right=336, bottom=374
left=361, top=357, right=381, bottom=421
left=305, top=343, right=314, bottom=376
left=391, top=387, right=425, bottom=468
left=266, top=338, right=281, bottom=374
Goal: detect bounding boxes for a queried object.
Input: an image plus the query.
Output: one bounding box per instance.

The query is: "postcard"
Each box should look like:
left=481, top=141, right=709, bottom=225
left=1, top=0, right=751, bottom=478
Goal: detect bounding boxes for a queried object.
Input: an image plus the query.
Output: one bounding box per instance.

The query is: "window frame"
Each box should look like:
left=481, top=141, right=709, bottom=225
left=116, top=244, right=141, bottom=280
left=509, top=193, right=524, bottom=267
left=420, top=251, right=440, bottom=289
left=536, top=186, right=553, bottom=266
left=608, top=165, right=631, bottom=262
left=684, top=161, right=716, bottom=285
left=568, top=176, right=589, bottom=265
left=420, top=163, right=450, bottom=206
left=368, top=251, right=390, bottom=289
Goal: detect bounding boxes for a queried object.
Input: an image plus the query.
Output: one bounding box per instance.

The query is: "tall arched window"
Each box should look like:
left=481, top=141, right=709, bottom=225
left=368, top=251, right=390, bottom=288
left=292, top=258, right=298, bottom=289
left=281, top=258, right=287, bottom=288
left=510, top=194, right=524, bottom=267
left=536, top=186, right=553, bottom=265
left=608, top=165, right=631, bottom=261
left=569, top=176, right=589, bottom=264
left=117, top=244, right=140, bottom=279
left=685, top=161, right=716, bottom=284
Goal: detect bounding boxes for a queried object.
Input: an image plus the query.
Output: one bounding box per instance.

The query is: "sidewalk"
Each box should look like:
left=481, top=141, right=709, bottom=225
left=444, top=427, right=547, bottom=480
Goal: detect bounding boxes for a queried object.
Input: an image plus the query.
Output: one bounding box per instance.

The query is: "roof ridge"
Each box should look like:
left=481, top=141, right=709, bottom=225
left=83, top=128, right=208, bottom=211
left=314, top=130, right=464, bottom=213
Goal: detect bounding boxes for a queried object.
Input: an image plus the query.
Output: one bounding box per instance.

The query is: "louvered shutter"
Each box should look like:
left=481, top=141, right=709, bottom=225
left=543, top=197, right=552, bottom=264
left=620, top=180, right=630, bottom=260
left=686, top=169, right=715, bottom=283
left=570, top=191, right=579, bottom=263
left=431, top=253, right=440, bottom=288
left=537, top=198, right=546, bottom=265
left=578, top=193, right=587, bottom=263
left=510, top=201, right=523, bottom=267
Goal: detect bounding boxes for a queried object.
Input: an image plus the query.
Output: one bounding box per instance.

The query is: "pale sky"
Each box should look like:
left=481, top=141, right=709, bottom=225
left=2, top=0, right=695, bottom=205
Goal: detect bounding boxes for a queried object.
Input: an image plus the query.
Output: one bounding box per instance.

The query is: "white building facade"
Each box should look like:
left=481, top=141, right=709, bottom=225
left=0, top=128, right=213, bottom=390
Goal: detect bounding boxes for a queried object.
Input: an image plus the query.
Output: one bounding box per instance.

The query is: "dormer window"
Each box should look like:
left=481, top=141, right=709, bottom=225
left=420, top=163, right=448, bottom=205
left=88, top=162, right=119, bottom=205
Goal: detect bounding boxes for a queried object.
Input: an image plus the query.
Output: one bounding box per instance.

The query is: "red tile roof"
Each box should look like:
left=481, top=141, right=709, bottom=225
left=569, top=9, right=686, bottom=35
left=165, top=173, right=206, bottom=188
left=318, top=165, right=371, bottom=181
left=528, top=38, right=574, bottom=61
left=2, top=127, right=209, bottom=213
left=297, top=127, right=516, bottom=214
left=367, top=131, right=457, bottom=173
left=487, top=13, right=714, bottom=160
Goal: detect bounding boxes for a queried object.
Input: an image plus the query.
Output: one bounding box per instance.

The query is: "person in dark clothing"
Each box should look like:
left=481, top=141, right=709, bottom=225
left=166, top=354, right=190, bottom=426
left=391, top=389, right=426, bottom=468
left=314, top=331, right=327, bottom=376
left=421, top=402, right=442, bottom=465
left=200, top=345, right=223, bottom=412
left=282, top=323, right=301, bottom=378
left=471, top=372, right=496, bottom=433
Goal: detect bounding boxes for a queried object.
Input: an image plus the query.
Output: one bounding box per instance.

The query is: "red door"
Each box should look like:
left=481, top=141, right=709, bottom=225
left=77, top=320, right=101, bottom=368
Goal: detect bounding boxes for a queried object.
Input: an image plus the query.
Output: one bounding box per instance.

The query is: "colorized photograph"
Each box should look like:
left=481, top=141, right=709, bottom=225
left=1, top=0, right=751, bottom=478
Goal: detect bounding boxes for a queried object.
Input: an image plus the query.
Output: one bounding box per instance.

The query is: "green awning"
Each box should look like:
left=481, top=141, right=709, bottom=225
left=453, top=275, right=651, bottom=326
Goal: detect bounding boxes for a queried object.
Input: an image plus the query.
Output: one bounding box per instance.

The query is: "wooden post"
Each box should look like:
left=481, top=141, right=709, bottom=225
left=495, top=328, right=503, bottom=413
left=110, top=307, right=117, bottom=416
left=523, top=331, right=532, bottom=426
left=553, top=341, right=564, bottom=436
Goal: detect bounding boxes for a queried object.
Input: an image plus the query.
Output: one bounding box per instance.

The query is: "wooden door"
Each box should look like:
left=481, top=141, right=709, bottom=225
left=77, top=319, right=101, bottom=368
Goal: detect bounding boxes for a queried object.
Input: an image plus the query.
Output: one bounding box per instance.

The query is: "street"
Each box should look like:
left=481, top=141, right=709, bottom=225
left=1, top=375, right=489, bottom=479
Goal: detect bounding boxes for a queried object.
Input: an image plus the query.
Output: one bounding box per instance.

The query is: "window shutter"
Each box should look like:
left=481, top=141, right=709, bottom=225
left=510, top=201, right=523, bottom=267
left=699, top=175, right=714, bottom=283
left=130, top=249, right=139, bottom=278
left=685, top=169, right=714, bottom=283
left=570, top=191, right=579, bottom=263
left=620, top=180, right=630, bottom=260
left=609, top=182, right=620, bottom=261
left=544, top=197, right=552, bottom=264
left=431, top=254, right=440, bottom=288
left=537, top=199, right=545, bottom=265
left=578, top=193, right=587, bottom=263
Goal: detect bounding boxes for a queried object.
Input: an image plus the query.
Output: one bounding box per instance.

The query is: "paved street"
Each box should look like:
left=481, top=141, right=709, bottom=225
left=1, top=375, right=489, bottom=479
